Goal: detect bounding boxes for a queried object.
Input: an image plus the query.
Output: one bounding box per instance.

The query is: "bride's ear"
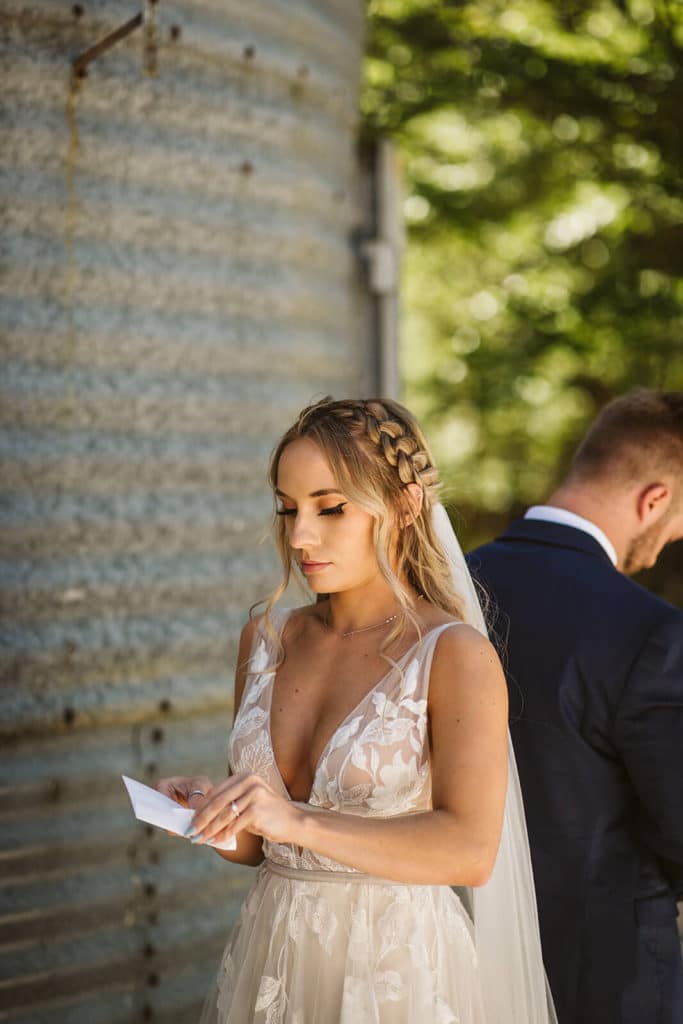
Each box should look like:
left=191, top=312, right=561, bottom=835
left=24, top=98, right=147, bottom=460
left=402, top=484, right=424, bottom=526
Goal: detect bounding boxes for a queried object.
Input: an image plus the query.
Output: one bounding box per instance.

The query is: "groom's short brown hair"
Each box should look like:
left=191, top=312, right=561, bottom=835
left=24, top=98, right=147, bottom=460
left=569, top=389, right=683, bottom=488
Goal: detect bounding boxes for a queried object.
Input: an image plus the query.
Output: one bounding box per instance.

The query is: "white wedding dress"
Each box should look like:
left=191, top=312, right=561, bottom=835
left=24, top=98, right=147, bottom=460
left=199, top=608, right=487, bottom=1024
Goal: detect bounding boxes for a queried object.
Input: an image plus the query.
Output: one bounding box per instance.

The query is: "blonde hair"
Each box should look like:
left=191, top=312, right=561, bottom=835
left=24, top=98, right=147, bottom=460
left=254, top=397, right=466, bottom=659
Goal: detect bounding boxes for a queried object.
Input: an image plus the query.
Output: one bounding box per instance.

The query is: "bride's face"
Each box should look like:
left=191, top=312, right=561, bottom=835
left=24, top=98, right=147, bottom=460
left=275, top=438, right=382, bottom=594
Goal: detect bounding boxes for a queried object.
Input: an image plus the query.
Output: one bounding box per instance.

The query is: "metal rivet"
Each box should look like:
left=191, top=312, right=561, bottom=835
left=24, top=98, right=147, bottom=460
left=159, top=699, right=171, bottom=713
left=243, top=44, right=255, bottom=59
left=147, top=972, right=160, bottom=987
left=240, top=160, right=253, bottom=175
left=63, top=707, right=76, bottom=725
left=72, top=4, right=84, bottom=17
left=142, top=1006, right=154, bottom=1021
left=145, top=882, right=156, bottom=898
left=169, top=24, right=181, bottom=41
left=151, top=727, right=164, bottom=743
left=144, top=942, right=155, bottom=959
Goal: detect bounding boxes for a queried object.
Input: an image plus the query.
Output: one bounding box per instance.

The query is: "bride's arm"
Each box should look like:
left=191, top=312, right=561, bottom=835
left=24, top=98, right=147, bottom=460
left=157, top=618, right=265, bottom=867
left=188, top=625, right=508, bottom=886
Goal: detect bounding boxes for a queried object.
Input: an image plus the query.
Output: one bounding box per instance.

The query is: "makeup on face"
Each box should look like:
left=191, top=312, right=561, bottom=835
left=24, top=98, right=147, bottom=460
left=275, top=488, right=347, bottom=519
left=275, top=438, right=379, bottom=594
left=299, top=560, right=332, bottom=575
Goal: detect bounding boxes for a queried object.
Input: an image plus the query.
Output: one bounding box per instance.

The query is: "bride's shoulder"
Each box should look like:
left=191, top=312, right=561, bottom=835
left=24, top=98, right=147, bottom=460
left=286, top=602, right=325, bottom=621
left=428, top=619, right=505, bottom=705
left=420, top=616, right=491, bottom=664
left=279, top=602, right=326, bottom=642
left=430, top=620, right=494, bottom=655
left=415, top=601, right=502, bottom=683
left=238, top=604, right=325, bottom=654
left=415, top=602, right=466, bottom=637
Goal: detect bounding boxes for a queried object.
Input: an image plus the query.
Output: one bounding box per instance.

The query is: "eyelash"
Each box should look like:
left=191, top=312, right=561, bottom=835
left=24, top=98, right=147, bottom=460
left=276, top=502, right=347, bottom=517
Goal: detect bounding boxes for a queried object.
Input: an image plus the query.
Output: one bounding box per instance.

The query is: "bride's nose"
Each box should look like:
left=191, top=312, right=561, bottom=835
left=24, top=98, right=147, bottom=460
left=288, top=511, right=320, bottom=551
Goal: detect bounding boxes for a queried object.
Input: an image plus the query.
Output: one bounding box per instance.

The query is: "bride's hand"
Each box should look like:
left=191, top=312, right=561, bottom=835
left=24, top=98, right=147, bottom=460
left=186, top=773, right=300, bottom=848
left=157, top=775, right=213, bottom=810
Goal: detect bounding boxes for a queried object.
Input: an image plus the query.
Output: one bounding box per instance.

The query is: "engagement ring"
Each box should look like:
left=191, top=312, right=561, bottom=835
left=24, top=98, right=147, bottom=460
left=231, top=800, right=240, bottom=817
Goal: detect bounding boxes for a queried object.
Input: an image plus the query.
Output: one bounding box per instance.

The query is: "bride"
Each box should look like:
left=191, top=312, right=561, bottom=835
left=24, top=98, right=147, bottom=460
left=158, top=397, right=555, bottom=1023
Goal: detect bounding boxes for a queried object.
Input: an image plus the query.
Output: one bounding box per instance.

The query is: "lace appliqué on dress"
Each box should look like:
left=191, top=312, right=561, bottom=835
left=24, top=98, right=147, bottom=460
left=202, top=615, right=484, bottom=1024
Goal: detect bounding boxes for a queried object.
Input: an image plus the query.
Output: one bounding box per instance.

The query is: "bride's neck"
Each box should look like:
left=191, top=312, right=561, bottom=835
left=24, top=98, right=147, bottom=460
left=323, top=578, right=416, bottom=635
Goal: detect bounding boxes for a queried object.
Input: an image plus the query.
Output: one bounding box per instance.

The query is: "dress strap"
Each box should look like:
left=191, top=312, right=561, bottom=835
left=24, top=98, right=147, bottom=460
left=248, top=606, right=293, bottom=671
left=413, top=621, right=468, bottom=697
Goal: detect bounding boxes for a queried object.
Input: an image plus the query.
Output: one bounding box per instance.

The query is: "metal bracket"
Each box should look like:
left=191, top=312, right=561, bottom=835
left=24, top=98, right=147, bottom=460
left=72, top=0, right=159, bottom=79
left=361, top=239, right=398, bottom=296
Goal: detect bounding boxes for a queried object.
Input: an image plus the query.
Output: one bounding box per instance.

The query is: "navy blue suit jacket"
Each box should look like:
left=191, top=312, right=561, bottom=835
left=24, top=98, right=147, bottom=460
left=469, top=519, right=683, bottom=1024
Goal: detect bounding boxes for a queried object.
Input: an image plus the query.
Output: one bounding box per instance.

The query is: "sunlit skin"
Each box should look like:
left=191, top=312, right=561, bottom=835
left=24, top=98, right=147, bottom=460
left=276, top=438, right=394, bottom=616
left=158, top=438, right=508, bottom=886
left=549, top=471, right=683, bottom=575
left=622, top=500, right=683, bottom=574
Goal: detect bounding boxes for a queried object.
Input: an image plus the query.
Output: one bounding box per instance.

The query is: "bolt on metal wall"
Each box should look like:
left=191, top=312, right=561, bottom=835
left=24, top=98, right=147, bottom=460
left=0, top=0, right=371, bottom=1019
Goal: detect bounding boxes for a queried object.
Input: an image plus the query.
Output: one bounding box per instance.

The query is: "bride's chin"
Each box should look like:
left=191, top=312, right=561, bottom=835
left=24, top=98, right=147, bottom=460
left=306, top=579, right=331, bottom=593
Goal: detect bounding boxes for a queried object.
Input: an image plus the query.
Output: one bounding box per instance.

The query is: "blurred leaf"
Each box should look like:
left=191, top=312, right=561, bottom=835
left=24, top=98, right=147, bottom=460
left=364, top=0, right=683, bottom=603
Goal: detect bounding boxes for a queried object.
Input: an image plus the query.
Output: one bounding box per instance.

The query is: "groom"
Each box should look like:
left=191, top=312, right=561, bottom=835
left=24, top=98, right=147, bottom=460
left=468, top=389, right=683, bottom=1024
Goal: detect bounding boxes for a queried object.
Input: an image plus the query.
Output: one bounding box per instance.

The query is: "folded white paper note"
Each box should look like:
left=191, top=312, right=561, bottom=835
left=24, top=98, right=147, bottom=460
left=122, top=775, right=237, bottom=850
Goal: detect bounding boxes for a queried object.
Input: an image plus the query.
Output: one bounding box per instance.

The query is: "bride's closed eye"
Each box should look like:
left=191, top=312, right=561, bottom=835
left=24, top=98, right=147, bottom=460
left=319, top=502, right=347, bottom=516
left=276, top=502, right=347, bottom=517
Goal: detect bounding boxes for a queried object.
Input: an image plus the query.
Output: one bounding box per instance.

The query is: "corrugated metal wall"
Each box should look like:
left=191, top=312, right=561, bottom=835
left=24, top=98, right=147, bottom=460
left=0, top=1, right=372, bottom=1020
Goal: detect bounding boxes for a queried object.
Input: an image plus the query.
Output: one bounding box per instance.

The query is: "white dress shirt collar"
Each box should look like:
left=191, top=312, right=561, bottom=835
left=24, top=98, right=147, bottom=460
left=524, top=505, right=618, bottom=566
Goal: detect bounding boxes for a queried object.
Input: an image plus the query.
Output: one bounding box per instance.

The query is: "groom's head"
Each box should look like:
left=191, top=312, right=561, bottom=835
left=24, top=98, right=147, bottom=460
left=557, top=389, right=683, bottom=574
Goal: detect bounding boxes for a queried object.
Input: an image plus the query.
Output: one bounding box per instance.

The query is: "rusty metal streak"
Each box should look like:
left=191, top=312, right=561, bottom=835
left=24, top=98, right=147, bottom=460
left=72, top=12, right=143, bottom=78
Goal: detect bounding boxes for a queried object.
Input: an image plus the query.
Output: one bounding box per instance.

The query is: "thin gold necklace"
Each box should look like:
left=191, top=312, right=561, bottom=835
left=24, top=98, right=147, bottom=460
left=326, top=612, right=398, bottom=639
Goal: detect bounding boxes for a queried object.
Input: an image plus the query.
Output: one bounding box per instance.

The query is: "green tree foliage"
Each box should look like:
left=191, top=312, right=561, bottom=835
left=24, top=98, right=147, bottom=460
left=363, top=0, right=683, bottom=602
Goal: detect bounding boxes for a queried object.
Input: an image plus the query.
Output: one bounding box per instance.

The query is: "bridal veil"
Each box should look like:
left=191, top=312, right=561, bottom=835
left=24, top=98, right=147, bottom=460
left=432, top=503, right=557, bottom=1024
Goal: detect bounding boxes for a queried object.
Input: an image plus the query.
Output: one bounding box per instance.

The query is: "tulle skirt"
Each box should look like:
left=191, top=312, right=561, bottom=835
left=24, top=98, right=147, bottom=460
left=200, top=859, right=486, bottom=1024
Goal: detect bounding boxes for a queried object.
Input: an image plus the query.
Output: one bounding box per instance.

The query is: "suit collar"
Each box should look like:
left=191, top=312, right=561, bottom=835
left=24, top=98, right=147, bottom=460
left=498, top=518, right=617, bottom=566
left=525, top=505, right=617, bottom=565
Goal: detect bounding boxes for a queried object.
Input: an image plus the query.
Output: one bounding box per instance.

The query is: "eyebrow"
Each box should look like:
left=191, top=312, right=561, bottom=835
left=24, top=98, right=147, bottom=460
left=275, top=488, right=345, bottom=499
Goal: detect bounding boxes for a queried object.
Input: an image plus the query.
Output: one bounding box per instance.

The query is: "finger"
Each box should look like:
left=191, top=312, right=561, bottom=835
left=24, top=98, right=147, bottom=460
left=156, top=779, right=180, bottom=798
left=159, top=777, right=213, bottom=809
left=157, top=778, right=191, bottom=804
left=189, top=776, right=252, bottom=835
left=185, top=786, right=210, bottom=811
left=189, top=782, right=254, bottom=843
left=190, top=797, right=243, bottom=843
left=205, top=804, right=256, bottom=848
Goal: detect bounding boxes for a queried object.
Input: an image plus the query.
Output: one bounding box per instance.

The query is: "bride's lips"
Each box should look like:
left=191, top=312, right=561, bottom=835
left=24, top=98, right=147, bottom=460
left=300, top=560, right=331, bottom=575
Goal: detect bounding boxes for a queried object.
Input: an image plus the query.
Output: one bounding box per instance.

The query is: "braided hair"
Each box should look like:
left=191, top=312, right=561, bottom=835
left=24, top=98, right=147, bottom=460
left=259, top=397, right=465, bottom=647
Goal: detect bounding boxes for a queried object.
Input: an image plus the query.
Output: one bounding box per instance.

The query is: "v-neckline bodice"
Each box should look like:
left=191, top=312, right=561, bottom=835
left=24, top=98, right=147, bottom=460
left=262, top=615, right=458, bottom=805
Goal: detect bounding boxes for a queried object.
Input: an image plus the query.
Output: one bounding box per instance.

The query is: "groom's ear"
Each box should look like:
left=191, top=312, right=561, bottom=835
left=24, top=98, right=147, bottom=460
left=402, top=484, right=424, bottom=526
left=636, top=482, right=671, bottom=525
